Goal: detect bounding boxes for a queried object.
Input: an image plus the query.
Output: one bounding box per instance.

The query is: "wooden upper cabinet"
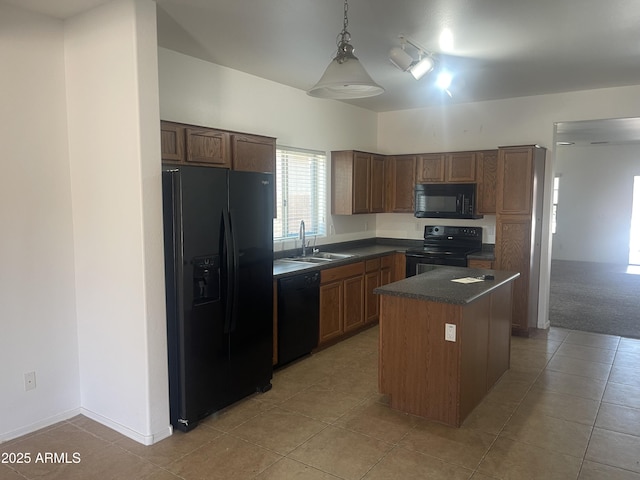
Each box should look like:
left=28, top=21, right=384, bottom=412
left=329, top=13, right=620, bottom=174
left=385, top=155, right=416, bottom=213
left=185, top=127, right=231, bottom=167
left=496, top=146, right=536, bottom=215
left=370, top=155, right=386, bottom=213
left=416, top=151, right=477, bottom=183
left=476, top=150, right=498, bottom=214
left=331, top=151, right=385, bottom=215
left=352, top=152, right=371, bottom=214
left=446, top=152, right=476, bottom=182
left=160, top=121, right=185, bottom=163
left=416, top=154, right=445, bottom=182
left=231, top=133, right=276, bottom=174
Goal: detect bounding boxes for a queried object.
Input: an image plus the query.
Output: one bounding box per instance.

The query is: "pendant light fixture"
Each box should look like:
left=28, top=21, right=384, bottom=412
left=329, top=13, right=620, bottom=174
left=308, top=0, right=384, bottom=99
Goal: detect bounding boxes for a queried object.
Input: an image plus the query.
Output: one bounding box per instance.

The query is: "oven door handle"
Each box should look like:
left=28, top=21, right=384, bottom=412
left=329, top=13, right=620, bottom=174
left=405, top=252, right=427, bottom=258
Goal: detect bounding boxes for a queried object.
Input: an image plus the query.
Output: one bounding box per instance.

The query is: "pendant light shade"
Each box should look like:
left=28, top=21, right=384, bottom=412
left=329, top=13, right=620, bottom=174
left=308, top=0, right=384, bottom=99
left=308, top=54, right=384, bottom=99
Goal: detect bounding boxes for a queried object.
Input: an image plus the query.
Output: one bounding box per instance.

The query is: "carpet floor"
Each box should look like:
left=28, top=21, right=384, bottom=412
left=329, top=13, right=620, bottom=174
left=549, top=260, right=640, bottom=339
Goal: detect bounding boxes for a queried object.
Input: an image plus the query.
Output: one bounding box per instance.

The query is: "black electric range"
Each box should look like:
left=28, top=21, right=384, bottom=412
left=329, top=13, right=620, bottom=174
left=405, top=225, right=483, bottom=277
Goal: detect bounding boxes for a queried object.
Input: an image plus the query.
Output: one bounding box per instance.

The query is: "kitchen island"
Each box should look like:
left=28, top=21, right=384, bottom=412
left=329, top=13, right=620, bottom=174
left=374, top=265, right=519, bottom=427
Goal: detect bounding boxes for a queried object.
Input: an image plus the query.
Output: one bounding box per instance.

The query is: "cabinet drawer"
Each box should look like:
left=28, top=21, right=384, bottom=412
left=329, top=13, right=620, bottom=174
left=321, top=262, right=365, bottom=284
left=365, top=258, right=381, bottom=272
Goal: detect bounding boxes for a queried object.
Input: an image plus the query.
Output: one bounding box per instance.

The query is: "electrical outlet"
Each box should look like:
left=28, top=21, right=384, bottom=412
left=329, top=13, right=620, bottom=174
left=24, top=371, right=36, bottom=391
left=364, top=222, right=368, bottom=231
left=445, top=324, right=456, bottom=342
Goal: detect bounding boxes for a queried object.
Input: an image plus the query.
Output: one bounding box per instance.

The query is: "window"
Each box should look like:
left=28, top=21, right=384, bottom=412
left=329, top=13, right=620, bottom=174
left=273, top=146, right=326, bottom=242
left=552, top=176, right=560, bottom=234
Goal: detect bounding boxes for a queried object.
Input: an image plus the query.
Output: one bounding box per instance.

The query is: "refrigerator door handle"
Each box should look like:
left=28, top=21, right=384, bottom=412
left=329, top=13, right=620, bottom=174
left=222, top=209, right=234, bottom=334
left=228, top=208, right=240, bottom=333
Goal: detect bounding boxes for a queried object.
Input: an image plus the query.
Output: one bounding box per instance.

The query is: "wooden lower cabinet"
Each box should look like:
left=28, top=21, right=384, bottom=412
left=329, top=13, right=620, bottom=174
left=319, top=281, right=343, bottom=344
left=318, top=256, right=395, bottom=346
left=392, top=252, right=406, bottom=282
left=319, top=262, right=365, bottom=346
left=365, top=259, right=381, bottom=324
left=495, top=216, right=534, bottom=335
left=467, top=259, right=493, bottom=269
left=344, top=275, right=365, bottom=332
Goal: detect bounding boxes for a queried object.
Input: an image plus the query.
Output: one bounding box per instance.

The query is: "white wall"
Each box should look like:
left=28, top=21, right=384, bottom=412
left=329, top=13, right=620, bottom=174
left=377, top=85, right=640, bottom=328
left=65, top=0, right=170, bottom=444
left=158, top=48, right=380, bottom=251
left=553, top=144, right=640, bottom=264
left=0, top=3, right=80, bottom=440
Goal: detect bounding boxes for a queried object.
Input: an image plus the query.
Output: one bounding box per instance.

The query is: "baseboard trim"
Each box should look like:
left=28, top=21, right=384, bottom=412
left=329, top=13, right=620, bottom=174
left=79, top=408, right=173, bottom=445
left=0, top=407, right=82, bottom=443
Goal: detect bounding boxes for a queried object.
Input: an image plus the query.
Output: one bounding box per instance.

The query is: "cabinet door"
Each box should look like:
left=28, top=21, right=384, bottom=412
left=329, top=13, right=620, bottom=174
left=468, top=259, right=493, bottom=269
left=160, top=121, right=185, bottom=163
left=364, top=270, right=380, bottom=324
left=386, top=155, right=416, bottom=213
left=231, top=134, right=275, bottom=174
left=352, top=152, right=371, bottom=214
left=370, top=155, right=386, bottom=213
left=476, top=150, right=498, bottom=214
left=392, top=252, right=406, bottom=282
left=446, top=152, right=476, bottom=182
left=343, top=275, right=364, bottom=332
left=497, top=147, right=534, bottom=215
left=380, top=254, right=393, bottom=286
left=186, top=128, right=231, bottom=167
left=319, top=281, right=343, bottom=344
left=416, top=154, right=445, bottom=182
left=495, top=216, right=532, bottom=334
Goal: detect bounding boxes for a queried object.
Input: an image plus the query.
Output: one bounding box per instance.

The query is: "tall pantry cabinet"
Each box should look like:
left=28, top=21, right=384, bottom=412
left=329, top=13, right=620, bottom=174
left=495, top=145, right=546, bottom=336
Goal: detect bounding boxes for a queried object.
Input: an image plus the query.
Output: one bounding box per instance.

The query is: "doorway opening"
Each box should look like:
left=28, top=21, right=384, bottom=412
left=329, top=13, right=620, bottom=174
left=628, top=176, right=640, bottom=273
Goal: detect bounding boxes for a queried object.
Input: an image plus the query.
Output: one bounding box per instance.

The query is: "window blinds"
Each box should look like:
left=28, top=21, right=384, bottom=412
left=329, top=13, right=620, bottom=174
left=274, top=147, right=327, bottom=241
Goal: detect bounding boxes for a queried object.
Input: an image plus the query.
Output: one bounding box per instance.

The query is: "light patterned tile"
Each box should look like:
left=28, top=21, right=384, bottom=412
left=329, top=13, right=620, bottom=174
left=534, top=369, right=606, bottom=400
left=289, top=426, right=392, bottom=480
left=363, top=445, right=473, bottom=480
left=478, top=436, right=581, bottom=479
left=585, top=428, right=640, bottom=473
left=399, top=420, right=496, bottom=470
left=602, top=382, right=640, bottom=409
left=595, top=402, right=640, bottom=437
left=546, top=354, right=611, bottom=380
left=230, top=407, right=327, bottom=455
left=500, top=411, right=592, bottom=458
left=579, top=460, right=640, bottom=480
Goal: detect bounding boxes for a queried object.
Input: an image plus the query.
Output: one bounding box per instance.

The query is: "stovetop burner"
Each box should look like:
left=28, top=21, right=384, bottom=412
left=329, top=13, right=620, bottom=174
left=407, top=225, right=483, bottom=258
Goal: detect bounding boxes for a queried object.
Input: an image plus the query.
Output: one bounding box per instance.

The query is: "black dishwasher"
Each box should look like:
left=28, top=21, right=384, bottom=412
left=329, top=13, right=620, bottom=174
left=276, top=271, right=320, bottom=367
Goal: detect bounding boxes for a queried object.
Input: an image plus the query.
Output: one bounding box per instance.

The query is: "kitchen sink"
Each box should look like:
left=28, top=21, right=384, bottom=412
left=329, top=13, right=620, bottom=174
left=277, top=252, right=357, bottom=265
left=311, top=252, right=355, bottom=260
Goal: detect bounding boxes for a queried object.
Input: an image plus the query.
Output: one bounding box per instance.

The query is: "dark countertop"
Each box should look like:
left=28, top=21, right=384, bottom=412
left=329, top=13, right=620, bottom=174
left=373, top=265, right=519, bottom=305
left=273, top=244, right=403, bottom=279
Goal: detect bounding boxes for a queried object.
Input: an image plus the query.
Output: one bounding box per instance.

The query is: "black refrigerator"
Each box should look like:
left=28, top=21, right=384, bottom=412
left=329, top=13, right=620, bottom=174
left=162, top=165, right=273, bottom=432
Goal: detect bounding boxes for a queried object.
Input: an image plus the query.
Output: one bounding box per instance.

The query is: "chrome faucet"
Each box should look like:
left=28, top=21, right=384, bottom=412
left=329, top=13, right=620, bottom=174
left=299, top=220, right=306, bottom=257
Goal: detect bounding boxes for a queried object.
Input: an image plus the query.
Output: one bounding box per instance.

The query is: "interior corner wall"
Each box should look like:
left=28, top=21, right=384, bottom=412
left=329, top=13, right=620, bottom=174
left=65, top=0, right=170, bottom=444
left=0, top=4, right=80, bottom=440
left=553, top=144, right=640, bottom=264
left=157, top=47, right=380, bottom=248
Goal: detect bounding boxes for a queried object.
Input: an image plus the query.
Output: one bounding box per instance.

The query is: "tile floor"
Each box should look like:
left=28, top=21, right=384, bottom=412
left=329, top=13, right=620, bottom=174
left=3, top=326, right=640, bottom=479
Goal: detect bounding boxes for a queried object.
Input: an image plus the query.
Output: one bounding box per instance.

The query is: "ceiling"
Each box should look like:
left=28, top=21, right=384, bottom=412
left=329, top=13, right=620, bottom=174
left=8, top=0, right=640, bottom=144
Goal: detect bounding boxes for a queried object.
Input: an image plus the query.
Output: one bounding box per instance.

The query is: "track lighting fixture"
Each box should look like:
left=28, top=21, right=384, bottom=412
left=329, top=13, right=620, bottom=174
left=389, top=36, right=436, bottom=80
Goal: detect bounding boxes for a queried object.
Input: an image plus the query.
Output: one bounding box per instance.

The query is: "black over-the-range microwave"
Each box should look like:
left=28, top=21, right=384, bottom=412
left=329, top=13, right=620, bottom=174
left=414, top=183, right=483, bottom=219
